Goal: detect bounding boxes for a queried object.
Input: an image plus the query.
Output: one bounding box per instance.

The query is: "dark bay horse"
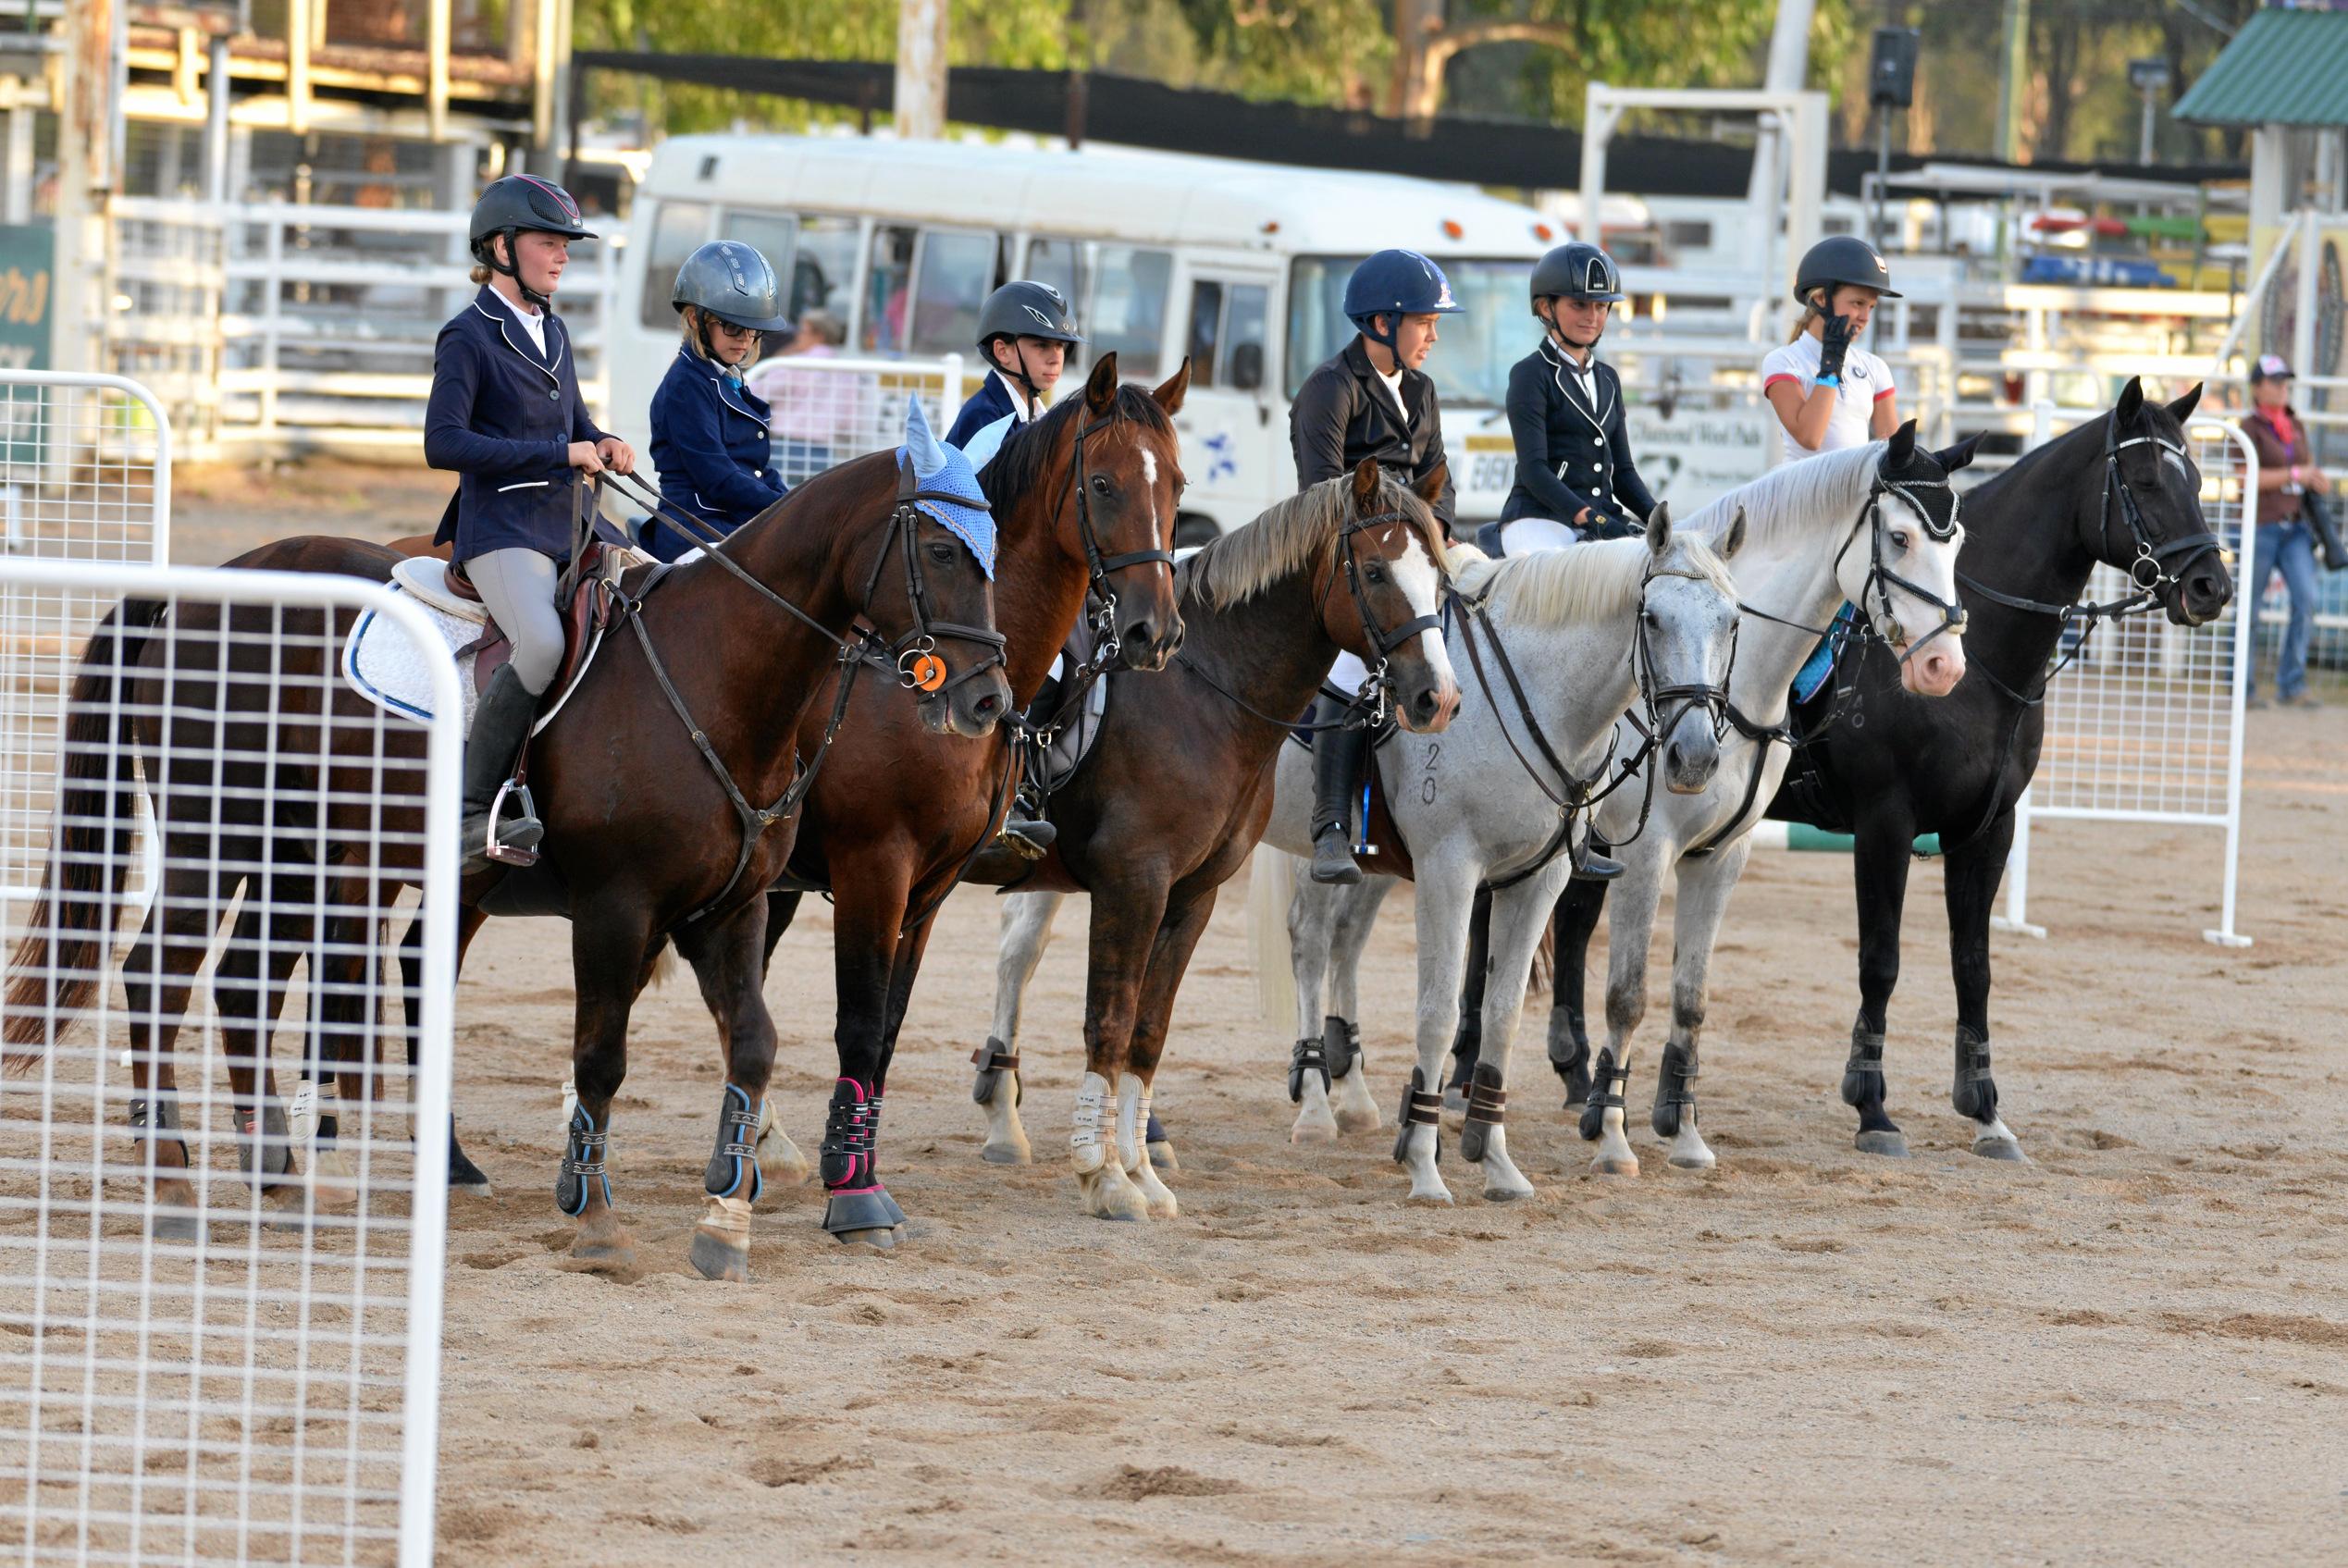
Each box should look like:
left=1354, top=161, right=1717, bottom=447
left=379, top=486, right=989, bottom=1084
left=755, top=356, right=1191, bottom=1246
left=2, top=438, right=1011, bottom=1283
left=963, top=461, right=1462, bottom=1220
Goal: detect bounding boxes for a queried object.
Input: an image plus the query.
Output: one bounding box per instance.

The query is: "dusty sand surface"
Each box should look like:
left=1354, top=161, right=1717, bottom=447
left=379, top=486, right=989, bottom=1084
left=175, top=468, right=2348, bottom=1564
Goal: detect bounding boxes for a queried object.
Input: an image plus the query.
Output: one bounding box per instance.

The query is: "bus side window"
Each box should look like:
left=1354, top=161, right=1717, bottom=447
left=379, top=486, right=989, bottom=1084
left=863, top=225, right=916, bottom=352
left=1223, top=283, right=1269, bottom=392
left=638, top=200, right=711, bottom=330
left=1092, top=246, right=1171, bottom=379
left=790, top=216, right=859, bottom=324
left=909, top=228, right=1001, bottom=357
left=1186, top=280, right=1223, bottom=389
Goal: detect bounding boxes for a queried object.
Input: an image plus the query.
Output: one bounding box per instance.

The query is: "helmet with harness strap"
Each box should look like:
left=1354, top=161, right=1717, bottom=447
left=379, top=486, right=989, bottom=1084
left=468, top=174, right=597, bottom=309
left=673, top=240, right=794, bottom=333
left=978, top=280, right=1084, bottom=352
left=1344, top=249, right=1464, bottom=351
left=1792, top=235, right=1900, bottom=309
left=1530, top=241, right=1625, bottom=307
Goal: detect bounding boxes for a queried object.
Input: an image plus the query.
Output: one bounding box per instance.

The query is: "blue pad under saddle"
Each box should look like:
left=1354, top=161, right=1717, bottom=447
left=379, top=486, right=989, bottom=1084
left=1793, top=602, right=1857, bottom=704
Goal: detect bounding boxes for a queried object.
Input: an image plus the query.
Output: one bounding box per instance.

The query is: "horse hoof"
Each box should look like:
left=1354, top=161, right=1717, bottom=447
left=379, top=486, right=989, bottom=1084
left=1854, top=1129, right=1910, bottom=1158
left=1078, top=1166, right=1149, bottom=1222
left=450, top=1148, right=494, bottom=1195
left=1147, top=1138, right=1179, bottom=1172
left=1972, top=1136, right=2029, bottom=1164
left=832, top=1225, right=899, bottom=1250
left=570, top=1212, right=638, bottom=1271
left=151, top=1208, right=203, bottom=1245
left=1667, top=1147, right=1716, bottom=1171
left=1590, top=1154, right=1640, bottom=1178
left=688, top=1229, right=751, bottom=1283
left=1405, top=1187, right=1454, bottom=1206
left=1291, top=1119, right=1339, bottom=1145
left=981, top=1139, right=1031, bottom=1165
left=261, top=1195, right=312, bottom=1233
left=1482, top=1183, right=1533, bottom=1203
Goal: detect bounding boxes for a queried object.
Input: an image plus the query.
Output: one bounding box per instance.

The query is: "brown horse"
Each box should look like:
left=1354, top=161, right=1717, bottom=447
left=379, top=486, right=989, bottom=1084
left=2, top=439, right=1011, bottom=1283
left=757, top=356, right=1191, bottom=1244
left=965, top=461, right=1461, bottom=1220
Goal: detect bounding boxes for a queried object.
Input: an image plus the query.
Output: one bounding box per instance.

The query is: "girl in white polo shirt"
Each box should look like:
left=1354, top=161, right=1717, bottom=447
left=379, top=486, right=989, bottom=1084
left=1761, top=236, right=1901, bottom=463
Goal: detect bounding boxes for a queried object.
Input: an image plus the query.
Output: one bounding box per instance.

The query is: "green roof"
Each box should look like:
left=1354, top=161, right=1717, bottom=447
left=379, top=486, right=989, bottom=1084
left=2175, top=7, right=2348, bottom=129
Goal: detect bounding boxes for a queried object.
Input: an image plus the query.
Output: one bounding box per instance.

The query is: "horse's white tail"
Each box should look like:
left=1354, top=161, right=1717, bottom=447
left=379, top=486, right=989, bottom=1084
left=1246, top=844, right=1300, bottom=1031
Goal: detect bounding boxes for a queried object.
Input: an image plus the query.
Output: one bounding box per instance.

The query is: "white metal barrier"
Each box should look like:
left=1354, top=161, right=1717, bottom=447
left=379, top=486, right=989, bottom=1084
left=1, top=373, right=172, bottom=923
left=1996, top=412, right=2255, bottom=947
left=0, top=560, right=459, bottom=1566
left=741, top=352, right=965, bottom=488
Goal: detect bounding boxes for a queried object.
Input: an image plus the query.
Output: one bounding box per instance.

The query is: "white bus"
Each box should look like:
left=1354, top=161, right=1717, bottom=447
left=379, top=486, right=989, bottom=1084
left=612, top=134, right=1570, bottom=541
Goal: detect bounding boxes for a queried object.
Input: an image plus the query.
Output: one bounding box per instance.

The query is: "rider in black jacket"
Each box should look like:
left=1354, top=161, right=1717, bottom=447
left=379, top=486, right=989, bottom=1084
left=1497, top=241, right=1654, bottom=549
left=1288, top=249, right=1463, bottom=884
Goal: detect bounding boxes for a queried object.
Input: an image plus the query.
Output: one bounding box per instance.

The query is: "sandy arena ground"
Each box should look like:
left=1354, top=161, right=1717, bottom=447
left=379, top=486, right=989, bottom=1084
left=177, top=469, right=2346, bottom=1565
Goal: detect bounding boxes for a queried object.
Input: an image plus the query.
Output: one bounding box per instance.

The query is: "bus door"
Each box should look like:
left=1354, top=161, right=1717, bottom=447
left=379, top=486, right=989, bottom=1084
left=1172, top=267, right=1279, bottom=541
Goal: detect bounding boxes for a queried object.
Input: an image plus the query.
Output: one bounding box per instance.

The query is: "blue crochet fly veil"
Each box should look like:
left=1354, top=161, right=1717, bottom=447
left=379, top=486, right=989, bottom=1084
left=895, top=393, right=995, bottom=578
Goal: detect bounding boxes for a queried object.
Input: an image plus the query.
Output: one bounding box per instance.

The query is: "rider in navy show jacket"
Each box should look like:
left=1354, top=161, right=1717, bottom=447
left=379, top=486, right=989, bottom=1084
left=1499, top=339, right=1653, bottom=537
left=945, top=369, right=1022, bottom=449
left=645, top=349, right=787, bottom=560
left=426, top=283, right=612, bottom=563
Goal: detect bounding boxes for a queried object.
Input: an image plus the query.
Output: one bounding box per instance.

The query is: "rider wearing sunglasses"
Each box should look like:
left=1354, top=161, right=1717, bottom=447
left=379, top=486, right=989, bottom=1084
left=643, top=241, right=795, bottom=562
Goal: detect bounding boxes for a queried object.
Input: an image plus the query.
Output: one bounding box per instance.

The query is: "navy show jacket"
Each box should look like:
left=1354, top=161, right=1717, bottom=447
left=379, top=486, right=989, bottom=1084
left=644, top=348, right=789, bottom=561
left=945, top=371, right=1026, bottom=450
left=426, top=285, right=612, bottom=563
left=1499, top=339, right=1655, bottom=537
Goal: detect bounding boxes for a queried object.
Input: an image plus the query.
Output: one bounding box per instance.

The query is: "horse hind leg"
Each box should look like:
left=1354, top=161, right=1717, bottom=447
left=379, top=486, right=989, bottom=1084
left=207, top=882, right=307, bottom=1226
left=117, top=859, right=236, bottom=1242
left=1457, top=876, right=1555, bottom=1202
left=1944, top=819, right=2027, bottom=1163
left=1284, top=873, right=1346, bottom=1144
left=676, top=899, right=783, bottom=1282
left=1650, top=843, right=1750, bottom=1171
left=1322, top=874, right=1392, bottom=1135
left=1118, top=887, right=1219, bottom=1220
left=1548, top=878, right=1606, bottom=1110
left=973, top=890, right=1063, bottom=1165
left=1581, top=848, right=1662, bottom=1177
left=1444, top=887, right=1493, bottom=1115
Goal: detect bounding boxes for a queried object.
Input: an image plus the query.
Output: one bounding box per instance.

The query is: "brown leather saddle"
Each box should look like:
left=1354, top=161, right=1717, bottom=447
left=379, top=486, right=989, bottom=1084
left=444, top=542, right=627, bottom=706
left=1355, top=752, right=1415, bottom=882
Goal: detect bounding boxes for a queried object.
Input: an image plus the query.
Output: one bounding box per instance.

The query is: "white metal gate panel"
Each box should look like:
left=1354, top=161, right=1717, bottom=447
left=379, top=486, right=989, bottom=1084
left=0, top=560, right=459, bottom=1565
left=1, top=374, right=172, bottom=921
left=743, top=352, right=965, bottom=488
left=1997, top=414, right=2255, bottom=946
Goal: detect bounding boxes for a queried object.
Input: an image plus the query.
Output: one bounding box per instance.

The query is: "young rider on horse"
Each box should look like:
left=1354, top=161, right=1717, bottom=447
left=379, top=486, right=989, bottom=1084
left=425, top=174, right=635, bottom=872
left=641, top=240, right=794, bottom=562
left=947, top=279, right=1083, bottom=451
left=1498, top=241, right=1655, bottom=553
left=1289, top=248, right=1462, bottom=886
left=1761, top=235, right=1903, bottom=463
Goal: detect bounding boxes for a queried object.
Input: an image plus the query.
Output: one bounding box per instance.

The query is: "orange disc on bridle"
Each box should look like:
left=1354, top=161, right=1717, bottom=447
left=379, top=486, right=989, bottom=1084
left=909, top=653, right=948, bottom=692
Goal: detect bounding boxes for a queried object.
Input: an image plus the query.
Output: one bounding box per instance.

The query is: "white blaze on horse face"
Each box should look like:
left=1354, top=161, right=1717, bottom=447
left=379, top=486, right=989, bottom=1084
left=1392, top=531, right=1455, bottom=686
left=1140, top=447, right=1161, bottom=550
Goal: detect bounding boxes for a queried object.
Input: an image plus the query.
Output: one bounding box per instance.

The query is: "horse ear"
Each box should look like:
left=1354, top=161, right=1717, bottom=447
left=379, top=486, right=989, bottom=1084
left=2116, top=375, right=2144, bottom=425
left=1719, top=504, right=1747, bottom=561
left=1152, top=357, right=1191, bottom=416
left=1644, top=500, right=1672, bottom=556
left=2168, top=382, right=2204, bottom=423
left=1931, top=433, right=1985, bottom=473
left=1886, top=418, right=1917, bottom=467
left=1352, top=457, right=1381, bottom=511
left=1412, top=462, right=1448, bottom=509
left=1085, top=353, right=1120, bottom=415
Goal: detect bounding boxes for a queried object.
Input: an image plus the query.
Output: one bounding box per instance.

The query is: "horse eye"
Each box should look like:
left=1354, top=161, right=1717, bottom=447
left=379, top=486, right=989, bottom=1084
left=1891, top=530, right=1911, bottom=551
left=1365, top=564, right=1387, bottom=584
left=927, top=541, right=955, bottom=564
left=1090, top=475, right=1111, bottom=496
left=1642, top=609, right=1660, bottom=628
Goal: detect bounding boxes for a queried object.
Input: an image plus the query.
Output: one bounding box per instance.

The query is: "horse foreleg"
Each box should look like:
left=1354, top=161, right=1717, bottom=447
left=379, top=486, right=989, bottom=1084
left=1460, top=869, right=1566, bottom=1202
left=1319, top=873, right=1393, bottom=1137
left=1845, top=812, right=1915, bottom=1157
left=1652, top=841, right=1753, bottom=1170
left=1120, top=883, right=1218, bottom=1219
left=1586, top=844, right=1665, bottom=1176
left=1283, top=870, right=1345, bottom=1143
left=973, top=889, right=1064, bottom=1165
left=1944, top=809, right=2026, bottom=1162
left=1073, top=868, right=1168, bottom=1222
left=674, top=896, right=779, bottom=1282
left=1398, top=861, right=1479, bottom=1204
left=208, top=874, right=309, bottom=1212
left=1445, top=886, right=1494, bottom=1112
left=413, top=904, right=494, bottom=1192
left=1548, top=878, right=1606, bottom=1109
left=117, top=859, right=234, bottom=1242
left=558, top=905, right=651, bottom=1270
left=818, top=858, right=911, bottom=1246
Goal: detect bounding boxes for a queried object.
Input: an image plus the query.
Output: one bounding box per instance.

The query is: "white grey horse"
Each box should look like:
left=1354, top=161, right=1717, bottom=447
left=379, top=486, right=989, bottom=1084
left=1246, top=508, right=1746, bottom=1202
left=1405, top=430, right=1972, bottom=1177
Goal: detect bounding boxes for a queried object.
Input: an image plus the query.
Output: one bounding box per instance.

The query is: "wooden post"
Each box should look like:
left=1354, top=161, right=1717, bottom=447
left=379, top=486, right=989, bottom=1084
left=51, top=0, right=117, bottom=377
left=427, top=0, right=451, bottom=142
left=894, top=0, right=947, bottom=141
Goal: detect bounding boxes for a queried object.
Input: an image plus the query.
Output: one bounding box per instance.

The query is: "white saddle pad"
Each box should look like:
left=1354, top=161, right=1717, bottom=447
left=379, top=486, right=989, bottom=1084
left=342, top=582, right=604, bottom=738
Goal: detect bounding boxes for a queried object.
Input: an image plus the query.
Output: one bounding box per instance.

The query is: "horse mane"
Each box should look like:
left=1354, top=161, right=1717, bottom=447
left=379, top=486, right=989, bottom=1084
left=1180, top=472, right=1446, bottom=611
left=979, top=384, right=1174, bottom=509
left=1682, top=440, right=1880, bottom=552
left=1446, top=535, right=1735, bottom=627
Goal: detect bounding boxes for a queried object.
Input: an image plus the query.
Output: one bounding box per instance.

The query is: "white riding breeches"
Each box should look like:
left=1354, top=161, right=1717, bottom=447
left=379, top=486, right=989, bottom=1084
left=1328, top=649, right=1369, bottom=691
left=1499, top=516, right=1581, bottom=554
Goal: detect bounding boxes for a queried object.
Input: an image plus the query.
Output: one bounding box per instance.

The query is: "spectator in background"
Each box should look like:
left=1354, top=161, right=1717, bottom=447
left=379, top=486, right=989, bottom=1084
left=749, top=310, right=859, bottom=484
left=2239, top=354, right=2329, bottom=710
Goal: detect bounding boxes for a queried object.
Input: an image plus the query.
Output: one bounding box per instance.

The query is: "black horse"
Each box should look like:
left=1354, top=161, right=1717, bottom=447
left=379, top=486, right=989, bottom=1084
left=1546, top=377, right=2232, bottom=1163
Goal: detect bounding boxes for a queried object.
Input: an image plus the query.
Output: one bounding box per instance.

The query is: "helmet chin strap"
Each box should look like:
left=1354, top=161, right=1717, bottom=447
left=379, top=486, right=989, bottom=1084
left=996, top=339, right=1054, bottom=412
left=489, top=230, right=553, bottom=313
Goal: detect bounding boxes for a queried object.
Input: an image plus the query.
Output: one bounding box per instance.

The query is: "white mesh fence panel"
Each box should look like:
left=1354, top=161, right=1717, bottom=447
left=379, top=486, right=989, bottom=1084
left=742, top=353, right=965, bottom=488
left=0, top=560, right=457, bottom=1566
left=1996, top=414, right=2255, bottom=947
left=1, top=375, right=171, bottom=923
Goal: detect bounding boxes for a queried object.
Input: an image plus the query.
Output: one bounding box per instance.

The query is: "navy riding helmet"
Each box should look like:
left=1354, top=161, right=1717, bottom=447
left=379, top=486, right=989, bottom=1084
left=1344, top=249, right=1465, bottom=349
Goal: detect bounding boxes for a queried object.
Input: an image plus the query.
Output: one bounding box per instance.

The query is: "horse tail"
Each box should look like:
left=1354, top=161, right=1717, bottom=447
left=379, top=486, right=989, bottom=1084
left=3, top=599, right=165, bottom=1071
left=1246, top=843, right=1299, bottom=1033
left=1527, top=921, right=1555, bottom=997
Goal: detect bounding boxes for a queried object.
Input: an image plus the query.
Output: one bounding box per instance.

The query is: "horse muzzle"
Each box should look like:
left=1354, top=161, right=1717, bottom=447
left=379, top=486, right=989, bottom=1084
left=923, top=666, right=1013, bottom=738
left=1118, top=606, right=1185, bottom=673
left=1897, top=635, right=1967, bottom=698
left=2169, top=558, right=2234, bottom=627
left=1662, top=716, right=1723, bottom=795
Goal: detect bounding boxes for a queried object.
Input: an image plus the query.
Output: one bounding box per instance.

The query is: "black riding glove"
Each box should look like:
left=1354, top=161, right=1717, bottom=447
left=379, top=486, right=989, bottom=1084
left=1816, top=312, right=1854, bottom=383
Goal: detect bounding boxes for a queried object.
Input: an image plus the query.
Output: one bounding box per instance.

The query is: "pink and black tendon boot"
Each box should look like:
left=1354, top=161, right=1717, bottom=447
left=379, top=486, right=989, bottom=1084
left=819, top=1077, right=900, bottom=1245
left=555, top=1102, right=612, bottom=1218
left=864, top=1093, right=908, bottom=1228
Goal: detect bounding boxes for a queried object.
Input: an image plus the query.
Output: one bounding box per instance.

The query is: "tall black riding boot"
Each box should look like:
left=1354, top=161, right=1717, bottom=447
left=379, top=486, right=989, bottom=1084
left=1309, top=698, right=1368, bottom=885
left=997, top=672, right=1063, bottom=858
left=458, top=664, right=545, bottom=874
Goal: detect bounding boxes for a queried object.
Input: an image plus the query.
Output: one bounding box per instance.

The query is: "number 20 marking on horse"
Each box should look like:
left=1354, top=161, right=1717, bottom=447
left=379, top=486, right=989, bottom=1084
left=1422, top=742, right=1440, bottom=805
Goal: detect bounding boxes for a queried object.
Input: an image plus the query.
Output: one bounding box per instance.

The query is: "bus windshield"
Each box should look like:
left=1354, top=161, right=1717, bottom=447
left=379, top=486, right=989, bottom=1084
left=1286, top=255, right=1535, bottom=411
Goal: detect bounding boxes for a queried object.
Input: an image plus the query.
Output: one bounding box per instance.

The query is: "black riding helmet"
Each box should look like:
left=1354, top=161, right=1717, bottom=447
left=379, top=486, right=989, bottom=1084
left=469, top=174, right=597, bottom=310
left=1530, top=241, right=1625, bottom=309
left=1792, top=235, right=1900, bottom=310
left=977, top=280, right=1083, bottom=399
left=673, top=240, right=794, bottom=333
